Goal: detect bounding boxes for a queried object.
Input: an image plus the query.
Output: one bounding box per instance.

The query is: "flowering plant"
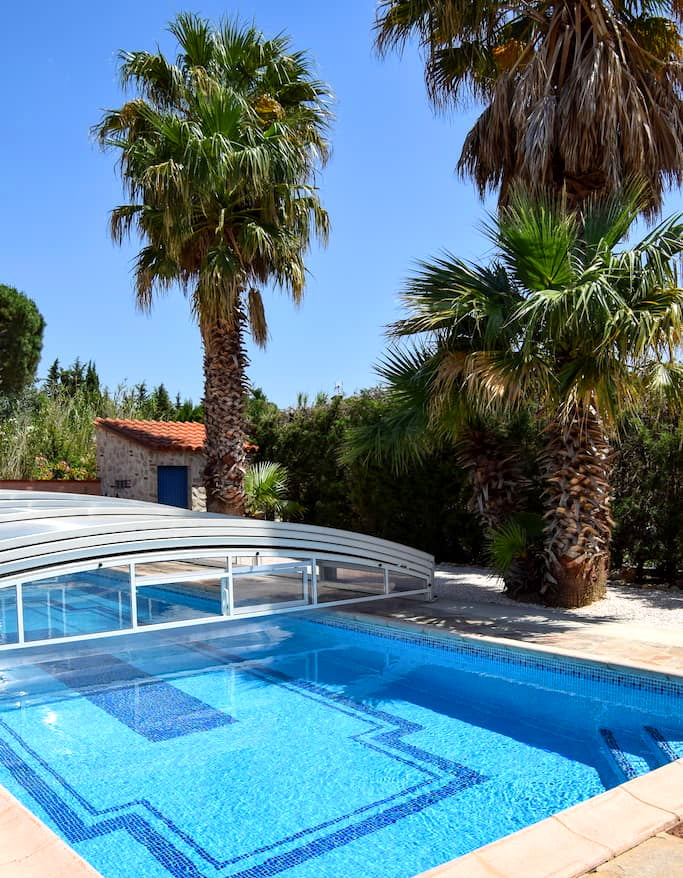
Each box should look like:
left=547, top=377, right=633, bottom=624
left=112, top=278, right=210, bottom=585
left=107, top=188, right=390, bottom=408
left=32, top=456, right=94, bottom=480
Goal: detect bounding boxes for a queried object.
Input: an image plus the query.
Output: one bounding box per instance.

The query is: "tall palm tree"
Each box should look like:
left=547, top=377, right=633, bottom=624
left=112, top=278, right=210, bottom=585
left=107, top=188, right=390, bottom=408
left=94, top=14, right=332, bottom=513
left=361, top=186, right=683, bottom=606
left=375, top=0, right=683, bottom=213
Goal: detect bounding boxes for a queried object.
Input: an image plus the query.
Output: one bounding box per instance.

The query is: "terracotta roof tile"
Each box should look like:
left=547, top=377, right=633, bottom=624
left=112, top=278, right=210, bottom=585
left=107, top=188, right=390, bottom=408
left=95, top=419, right=206, bottom=452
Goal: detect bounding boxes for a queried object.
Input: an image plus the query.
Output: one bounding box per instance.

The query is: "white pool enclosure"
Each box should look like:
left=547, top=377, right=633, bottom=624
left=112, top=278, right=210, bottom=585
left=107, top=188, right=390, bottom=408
left=0, top=491, right=434, bottom=649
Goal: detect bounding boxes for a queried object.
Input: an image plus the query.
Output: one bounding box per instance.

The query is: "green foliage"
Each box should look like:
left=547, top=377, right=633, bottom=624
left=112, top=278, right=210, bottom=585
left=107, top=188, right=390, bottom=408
left=611, top=403, right=683, bottom=582
left=244, top=461, right=303, bottom=520
left=0, top=388, right=101, bottom=480
left=247, top=388, right=484, bottom=561
left=487, top=513, right=544, bottom=575
left=46, top=358, right=101, bottom=399
left=0, top=285, right=45, bottom=396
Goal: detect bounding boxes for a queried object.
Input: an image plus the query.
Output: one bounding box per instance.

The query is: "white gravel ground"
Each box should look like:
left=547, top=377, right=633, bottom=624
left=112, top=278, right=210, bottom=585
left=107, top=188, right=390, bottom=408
left=434, top=565, right=683, bottom=628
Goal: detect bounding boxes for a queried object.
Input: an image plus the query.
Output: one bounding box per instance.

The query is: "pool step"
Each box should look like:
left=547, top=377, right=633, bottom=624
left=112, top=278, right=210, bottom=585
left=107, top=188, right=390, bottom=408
left=643, top=725, right=683, bottom=765
left=600, top=728, right=643, bottom=781
left=599, top=727, right=664, bottom=782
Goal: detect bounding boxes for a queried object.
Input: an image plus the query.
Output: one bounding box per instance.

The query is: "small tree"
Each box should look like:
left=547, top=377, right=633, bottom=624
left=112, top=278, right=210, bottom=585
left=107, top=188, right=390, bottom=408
left=0, top=284, right=45, bottom=396
left=244, top=461, right=303, bottom=520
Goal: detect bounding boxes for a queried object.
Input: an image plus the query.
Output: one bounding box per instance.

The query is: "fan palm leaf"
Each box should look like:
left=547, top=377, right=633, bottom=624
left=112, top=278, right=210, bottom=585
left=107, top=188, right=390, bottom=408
left=376, top=0, right=683, bottom=213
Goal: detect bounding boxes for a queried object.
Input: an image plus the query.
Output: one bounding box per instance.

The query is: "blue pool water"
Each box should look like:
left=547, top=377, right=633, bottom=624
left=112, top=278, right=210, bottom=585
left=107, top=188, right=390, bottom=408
left=0, top=612, right=681, bottom=878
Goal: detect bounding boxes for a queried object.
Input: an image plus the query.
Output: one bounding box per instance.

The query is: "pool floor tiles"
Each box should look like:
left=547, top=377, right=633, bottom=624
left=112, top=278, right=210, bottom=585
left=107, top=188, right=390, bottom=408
left=0, top=616, right=680, bottom=878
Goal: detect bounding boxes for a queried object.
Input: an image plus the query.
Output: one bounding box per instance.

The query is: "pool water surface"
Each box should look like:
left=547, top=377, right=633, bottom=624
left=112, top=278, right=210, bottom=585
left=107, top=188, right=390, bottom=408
left=0, top=613, right=680, bottom=878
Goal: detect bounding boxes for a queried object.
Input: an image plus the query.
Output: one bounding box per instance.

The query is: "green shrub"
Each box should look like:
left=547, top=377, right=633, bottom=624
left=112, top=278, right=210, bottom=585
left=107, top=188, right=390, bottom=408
left=247, top=389, right=484, bottom=561
left=611, top=404, right=683, bottom=583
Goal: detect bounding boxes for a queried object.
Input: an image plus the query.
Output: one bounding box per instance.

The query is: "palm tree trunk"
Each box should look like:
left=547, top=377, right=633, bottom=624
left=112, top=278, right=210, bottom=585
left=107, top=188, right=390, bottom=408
left=201, top=311, right=248, bottom=515
left=456, top=429, right=528, bottom=531
left=541, top=401, right=614, bottom=607
left=456, top=428, right=547, bottom=596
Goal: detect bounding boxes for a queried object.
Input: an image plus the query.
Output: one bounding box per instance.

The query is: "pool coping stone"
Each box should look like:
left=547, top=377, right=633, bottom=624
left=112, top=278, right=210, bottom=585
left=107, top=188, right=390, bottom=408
left=0, top=785, right=101, bottom=877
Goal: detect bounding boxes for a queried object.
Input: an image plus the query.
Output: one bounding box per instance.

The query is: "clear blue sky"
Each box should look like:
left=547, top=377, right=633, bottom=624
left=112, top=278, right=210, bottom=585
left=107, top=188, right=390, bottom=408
left=1, top=2, right=682, bottom=408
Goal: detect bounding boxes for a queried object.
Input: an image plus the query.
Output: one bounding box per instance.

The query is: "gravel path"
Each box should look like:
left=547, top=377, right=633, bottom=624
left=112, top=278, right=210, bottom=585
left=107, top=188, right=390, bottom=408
left=434, top=564, right=683, bottom=628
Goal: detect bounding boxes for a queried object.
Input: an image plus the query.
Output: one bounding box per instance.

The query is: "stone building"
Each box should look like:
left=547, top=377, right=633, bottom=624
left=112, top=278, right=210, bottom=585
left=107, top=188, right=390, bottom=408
left=95, top=419, right=207, bottom=510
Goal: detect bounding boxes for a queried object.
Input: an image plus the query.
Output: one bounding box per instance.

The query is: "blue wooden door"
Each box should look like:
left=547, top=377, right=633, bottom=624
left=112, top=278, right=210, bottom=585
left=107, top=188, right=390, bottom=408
left=157, top=466, right=189, bottom=508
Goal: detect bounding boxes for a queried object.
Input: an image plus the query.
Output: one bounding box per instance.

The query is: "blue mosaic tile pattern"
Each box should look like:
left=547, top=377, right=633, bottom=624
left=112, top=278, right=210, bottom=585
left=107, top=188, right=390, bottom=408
left=0, top=613, right=679, bottom=878
left=0, top=641, right=486, bottom=878
left=39, top=654, right=235, bottom=742
left=599, top=728, right=639, bottom=780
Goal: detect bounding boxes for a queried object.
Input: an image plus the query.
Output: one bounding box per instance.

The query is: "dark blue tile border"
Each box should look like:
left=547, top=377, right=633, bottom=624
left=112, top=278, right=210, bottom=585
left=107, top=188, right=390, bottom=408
left=599, top=728, right=638, bottom=781
left=0, top=642, right=486, bottom=878
left=0, top=735, right=205, bottom=878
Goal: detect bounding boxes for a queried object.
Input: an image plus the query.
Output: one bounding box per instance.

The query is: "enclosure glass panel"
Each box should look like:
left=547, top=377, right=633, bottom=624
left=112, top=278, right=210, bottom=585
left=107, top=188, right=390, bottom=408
left=0, top=586, right=18, bottom=645
left=233, top=569, right=307, bottom=611
left=134, top=557, right=226, bottom=580
left=388, top=571, right=428, bottom=593
left=22, top=568, right=132, bottom=642
left=135, top=578, right=224, bottom=626
left=232, top=555, right=303, bottom=572
left=316, top=563, right=385, bottom=603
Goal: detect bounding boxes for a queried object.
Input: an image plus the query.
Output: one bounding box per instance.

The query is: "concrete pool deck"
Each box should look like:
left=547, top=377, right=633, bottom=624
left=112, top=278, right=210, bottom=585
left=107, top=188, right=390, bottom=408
left=0, top=564, right=681, bottom=878
left=360, top=564, right=683, bottom=673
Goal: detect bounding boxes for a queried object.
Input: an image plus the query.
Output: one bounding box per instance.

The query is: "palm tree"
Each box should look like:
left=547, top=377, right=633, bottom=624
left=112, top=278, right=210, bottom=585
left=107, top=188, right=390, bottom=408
left=375, top=0, right=683, bottom=213
left=361, top=186, right=683, bottom=607
left=94, top=14, right=332, bottom=513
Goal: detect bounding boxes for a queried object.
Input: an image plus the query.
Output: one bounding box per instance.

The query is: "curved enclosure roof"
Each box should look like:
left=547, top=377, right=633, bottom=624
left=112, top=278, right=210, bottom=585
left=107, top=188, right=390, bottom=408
left=0, top=491, right=433, bottom=584
left=0, top=491, right=433, bottom=649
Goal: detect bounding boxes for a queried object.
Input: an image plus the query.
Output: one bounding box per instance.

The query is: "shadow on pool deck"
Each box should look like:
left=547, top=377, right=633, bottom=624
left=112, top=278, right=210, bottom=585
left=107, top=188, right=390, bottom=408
left=355, top=564, right=683, bottom=674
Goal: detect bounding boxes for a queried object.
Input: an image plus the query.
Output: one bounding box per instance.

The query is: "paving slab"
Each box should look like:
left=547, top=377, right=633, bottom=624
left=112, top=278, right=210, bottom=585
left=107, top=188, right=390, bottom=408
left=586, top=832, right=683, bottom=877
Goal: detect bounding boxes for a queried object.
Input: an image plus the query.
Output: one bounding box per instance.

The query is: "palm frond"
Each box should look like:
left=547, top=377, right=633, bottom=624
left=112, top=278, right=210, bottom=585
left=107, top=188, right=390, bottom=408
left=487, top=513, right=544, bottom=575
left=94, top=12, right=333, bottom=346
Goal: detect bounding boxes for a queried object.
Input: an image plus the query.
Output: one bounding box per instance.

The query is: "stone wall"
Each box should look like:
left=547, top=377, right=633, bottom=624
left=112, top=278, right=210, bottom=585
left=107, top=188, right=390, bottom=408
left=95, top=427, right=206, bottom=510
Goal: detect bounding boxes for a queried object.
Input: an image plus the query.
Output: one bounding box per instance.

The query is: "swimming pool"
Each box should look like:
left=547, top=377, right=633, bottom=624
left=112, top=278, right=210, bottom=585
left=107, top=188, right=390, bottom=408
left=0, top=612, right=680, bottom=878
